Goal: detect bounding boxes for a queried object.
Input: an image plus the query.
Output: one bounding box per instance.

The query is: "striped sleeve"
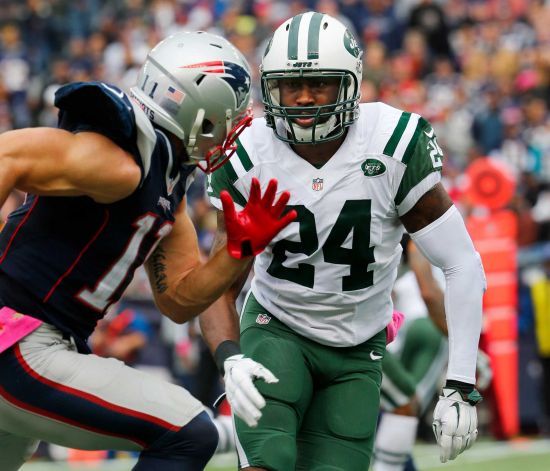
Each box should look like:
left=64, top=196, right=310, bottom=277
left=206, top=137, right=254, bottom=210
left=383, top=114, right=443, bottom=216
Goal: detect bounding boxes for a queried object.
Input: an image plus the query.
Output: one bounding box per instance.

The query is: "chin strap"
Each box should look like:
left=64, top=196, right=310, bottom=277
left=185, top=108, right=206, bottom=158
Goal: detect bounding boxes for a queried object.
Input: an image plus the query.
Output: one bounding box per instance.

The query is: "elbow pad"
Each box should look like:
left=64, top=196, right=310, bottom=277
left=410, top=205, right=485, bottom=383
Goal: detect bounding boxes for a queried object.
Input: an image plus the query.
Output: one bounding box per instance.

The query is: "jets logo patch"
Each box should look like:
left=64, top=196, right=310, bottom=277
left=361, top=158, right=386, bottom=177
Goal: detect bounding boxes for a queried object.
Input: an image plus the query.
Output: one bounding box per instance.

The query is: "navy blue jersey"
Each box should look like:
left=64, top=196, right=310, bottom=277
left=0, top=82, right=196, bottom=351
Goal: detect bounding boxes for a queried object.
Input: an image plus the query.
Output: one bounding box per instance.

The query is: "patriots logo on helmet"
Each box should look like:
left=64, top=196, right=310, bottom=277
left=181, top=61, right=251, bottom=108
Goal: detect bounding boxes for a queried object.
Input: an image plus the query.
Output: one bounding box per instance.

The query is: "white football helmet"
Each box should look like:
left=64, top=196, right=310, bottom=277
left=261, top=12, right=362, bottom=144
left=130, top=31, right=252, bottom=172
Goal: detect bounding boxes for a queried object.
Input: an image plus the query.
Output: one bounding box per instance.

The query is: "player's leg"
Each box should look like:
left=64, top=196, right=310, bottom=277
left=379, top=351, right=417, bottom=413
left=0, top=323, right=217, bottom=471
left=373, top=319, right=446, bottom=471
left=0, top=430, right=39, bottom=471
left=399, top=318, right=447, bottom=415
left=373, top=352, right=419, bottom=471
left=235, top=293, right=313, bottom=470
left=296, top=329, right=387, bottom=471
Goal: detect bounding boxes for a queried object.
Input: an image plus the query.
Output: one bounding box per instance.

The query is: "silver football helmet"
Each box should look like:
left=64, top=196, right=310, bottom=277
left=130, top=31, right=252, bottom=172
left=261, top=12, right=362, bottom=144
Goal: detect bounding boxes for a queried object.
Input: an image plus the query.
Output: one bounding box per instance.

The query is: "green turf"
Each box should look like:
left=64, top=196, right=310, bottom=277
left=423, top=454, right=550, bottom=471
left=20, top=439, right=550, bottom=470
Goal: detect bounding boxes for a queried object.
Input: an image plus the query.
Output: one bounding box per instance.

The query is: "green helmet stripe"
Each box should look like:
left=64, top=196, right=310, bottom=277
left=235, top=138, right=254, bottom=171
left=307, top=12, right=323, bottom=59
left=383, top=112, right=411, bottom=157
left=287, top=14, right=303, bottom=60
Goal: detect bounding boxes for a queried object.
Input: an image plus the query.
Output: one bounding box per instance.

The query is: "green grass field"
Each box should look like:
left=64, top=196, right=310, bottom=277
left=20, top=438, right=550, bottom=470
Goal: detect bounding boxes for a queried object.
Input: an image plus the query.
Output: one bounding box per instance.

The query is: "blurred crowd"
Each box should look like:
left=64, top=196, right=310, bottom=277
left=1, top=0, right=550, bottom=437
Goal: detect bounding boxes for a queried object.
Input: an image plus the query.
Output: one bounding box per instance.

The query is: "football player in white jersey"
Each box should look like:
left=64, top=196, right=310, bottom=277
left=202, top=11, right=486, bottom=470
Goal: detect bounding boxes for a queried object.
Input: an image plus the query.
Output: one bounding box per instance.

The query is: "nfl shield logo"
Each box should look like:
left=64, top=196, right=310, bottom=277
left=256, top=313, right=271, bottom=325
left=312, top=178, right=324, bottom=191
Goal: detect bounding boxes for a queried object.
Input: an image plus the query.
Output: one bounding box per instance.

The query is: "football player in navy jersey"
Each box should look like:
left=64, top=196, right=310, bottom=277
left=0, top=32, right=295, bottom=471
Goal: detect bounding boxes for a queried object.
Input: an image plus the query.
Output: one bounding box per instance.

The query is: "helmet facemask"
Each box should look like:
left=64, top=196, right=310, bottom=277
left=261, top=71, right=360, bottom=144
left=195, top=109, right=253, bottom=173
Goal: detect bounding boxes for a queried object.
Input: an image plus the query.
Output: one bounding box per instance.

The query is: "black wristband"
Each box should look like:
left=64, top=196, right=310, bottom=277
left=446, top=379, right=483, bottom=405
left=445, top=379, right=474, bottom=397
left=214, top=340, right=241, bottom=375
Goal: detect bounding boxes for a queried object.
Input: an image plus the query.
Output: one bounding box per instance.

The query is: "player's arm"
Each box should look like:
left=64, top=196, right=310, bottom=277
left=400, top=184, right=484, bottom=385
left=144, top=198, right=251, bottom=324
left=0, top=128, right=141, bottom=207
left=406, top=239, right=447, bottom=335
left=198, top=210, right=277, bottom=428
left=199, top=210, right=253, bottom=352
left=407, top=238, right=492, bottom=389
left=145, top=178, right=296, bottom=324
left=400, top=184, right=485, bottom=462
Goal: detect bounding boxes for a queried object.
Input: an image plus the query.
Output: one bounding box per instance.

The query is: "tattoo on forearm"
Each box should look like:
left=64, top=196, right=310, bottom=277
left=210, top=231, right=226, bottom=256
left=210, top=211, right=227, bottom=257
left=151, top=245, right=168, bottom=293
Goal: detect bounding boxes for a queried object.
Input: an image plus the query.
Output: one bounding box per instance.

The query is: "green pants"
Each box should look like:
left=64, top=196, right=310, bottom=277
left=235, top=293, right=386, bottom=471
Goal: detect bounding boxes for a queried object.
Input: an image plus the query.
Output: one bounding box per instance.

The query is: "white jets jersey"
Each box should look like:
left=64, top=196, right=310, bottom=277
left=208, top=102, right=443, bottom=347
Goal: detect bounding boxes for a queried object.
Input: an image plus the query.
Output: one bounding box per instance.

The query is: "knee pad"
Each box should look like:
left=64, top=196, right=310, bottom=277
left=250, top=433, right=296, bottom=471
left=136, top=411, right=218, bottom=471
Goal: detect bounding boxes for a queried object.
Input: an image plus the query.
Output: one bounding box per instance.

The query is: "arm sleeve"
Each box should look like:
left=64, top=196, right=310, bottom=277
left=410, top=205, right=486, bottom=383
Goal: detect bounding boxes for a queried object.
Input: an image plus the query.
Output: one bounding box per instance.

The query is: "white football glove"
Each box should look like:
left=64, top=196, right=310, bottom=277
left=223, top=354, right=278, bottom=427
left=432, top=387, right=482, bottom=463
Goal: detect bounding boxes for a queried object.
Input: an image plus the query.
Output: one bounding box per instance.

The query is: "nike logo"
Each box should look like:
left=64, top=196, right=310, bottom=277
left=370, top=351, right=383, bottom=361
left=451, top=402, right=461, bottom=422
left=424, top=127, right=435, bottom=138
left=101, top=83, right=125, bottom=100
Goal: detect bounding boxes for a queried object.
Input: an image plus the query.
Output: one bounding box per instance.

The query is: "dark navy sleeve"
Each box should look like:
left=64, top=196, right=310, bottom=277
left=54, top=82, right=142, bottom=168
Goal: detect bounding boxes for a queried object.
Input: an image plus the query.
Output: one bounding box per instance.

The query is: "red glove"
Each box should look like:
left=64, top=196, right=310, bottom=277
left=221, top=177, right=297, bottom=259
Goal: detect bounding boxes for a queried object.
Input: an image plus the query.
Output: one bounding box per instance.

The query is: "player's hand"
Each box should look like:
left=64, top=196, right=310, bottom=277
left=432, top=383, right=482, bottom=463
left=475, top=349, right=493, bottom=391
left=221, top=178, right=297, bottom=259
left=223, top=354, right=278, bottom=427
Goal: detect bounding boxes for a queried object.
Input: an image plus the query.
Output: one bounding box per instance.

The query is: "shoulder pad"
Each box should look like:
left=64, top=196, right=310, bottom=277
left=54, top=82, right=135, bottom=139
left=54, top=82, right=156, bottom=178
